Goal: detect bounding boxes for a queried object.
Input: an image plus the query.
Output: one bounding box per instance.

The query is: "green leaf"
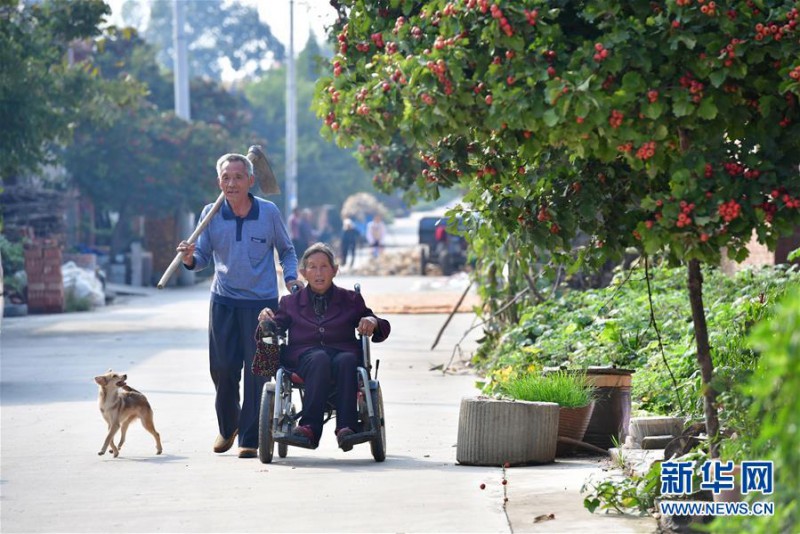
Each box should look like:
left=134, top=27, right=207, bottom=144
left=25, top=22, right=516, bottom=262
left=543, top=109, right=560, bottom=127
left=643, top=101, right=664, bottom=120
left=673, top=98, right=693, bottom=118
left=670, top=169, right=691, bottom=197
left=622, top=72, right=644, bottom=93
left=697, top=98, right=718, bottom=120
left=709, top=70, right=727, bottom=88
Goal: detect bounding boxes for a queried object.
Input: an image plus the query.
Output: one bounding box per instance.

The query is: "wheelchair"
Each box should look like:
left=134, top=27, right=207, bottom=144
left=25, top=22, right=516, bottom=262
left=257, top=284, right=386, bottom=463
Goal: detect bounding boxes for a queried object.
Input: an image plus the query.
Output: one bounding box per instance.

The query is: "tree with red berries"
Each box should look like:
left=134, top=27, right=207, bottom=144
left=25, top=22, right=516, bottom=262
left=316, top=0, right=800, bottom=457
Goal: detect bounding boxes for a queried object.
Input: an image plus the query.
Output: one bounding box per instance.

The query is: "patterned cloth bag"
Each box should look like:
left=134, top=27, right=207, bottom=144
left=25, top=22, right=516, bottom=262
left=252, top=320, right=282, bottom=379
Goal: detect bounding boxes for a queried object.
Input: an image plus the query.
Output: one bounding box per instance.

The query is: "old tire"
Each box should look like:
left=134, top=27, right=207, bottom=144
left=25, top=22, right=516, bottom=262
left=258, top=383, right=275, bottom=464
left=370, top=385, right=386, bottom=462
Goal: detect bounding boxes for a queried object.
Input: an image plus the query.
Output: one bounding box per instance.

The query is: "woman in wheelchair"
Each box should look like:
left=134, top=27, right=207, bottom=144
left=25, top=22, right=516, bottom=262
left=258, top=242, right=391, bottom=450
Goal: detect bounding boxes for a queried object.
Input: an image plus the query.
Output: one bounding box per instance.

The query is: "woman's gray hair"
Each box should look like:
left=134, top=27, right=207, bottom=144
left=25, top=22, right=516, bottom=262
left=300, top=242, right=338, bottom=269
left=216, top=153, right=253, bottom=177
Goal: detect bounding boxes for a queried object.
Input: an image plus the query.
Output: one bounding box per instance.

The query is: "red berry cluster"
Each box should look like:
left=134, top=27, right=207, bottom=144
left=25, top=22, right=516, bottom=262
left=780, top=116, right=792, bottom=127
left=337, top=30, right=348, bottom=54
left=636, top=141, right=656, bottom=160
left=354, top=42, right=370, bottom=53
left=490, top=4, right=514, bottom=36
left=704, top=163, right=713, bottom=178
left=608, top=109, right=624, bottom=128
left=427, top=59, right=453, bottom=95
left=723, top=162, right=742, bottom=176
left=420, top=93, right=435, bottom=105
left=647, top=90, right=659, bottom=103
left=524, top=9, right=539, bottom=25
left=617, top=142, right=633, bottom=153
left=754, top=7, right=797, bottom=43
left=390, top=68, right=407, bottom=85
left=700, top=1, right=717, bottom=16
left=718, top=38, right=741, bottom=67
left=593, top=43, right=609, bottom=63
left=718, top=200, right=741, bottom=222
left=442, top=2, right=459, bottom=17
left=679, top=73, right=704, bottom=103
left=326, top=85, right=341, bottom=104
left=790, top=65, right=800, bottom=80
left=676, top=200, right=695, bottom=228
left=476, top=165, right=497, bottom=179
left=393, top=16, right=406, bottom=34
left=779, top=192, right=800, bottom=209
left=676, top=0, right=691, bottom=6
left=333, top=60, right=343, bottom=77
left=537, top=207, right=550, bottom=222
left=370, top=32, right=384, bottom=49
left=608, top=109, right=625, bottom=129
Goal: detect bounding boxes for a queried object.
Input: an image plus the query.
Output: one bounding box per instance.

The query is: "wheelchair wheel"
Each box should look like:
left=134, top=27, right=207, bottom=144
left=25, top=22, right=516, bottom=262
left=278, top=405, right=293, bottom=458
left=370, top=385, right=386, bottom=462
left=258, top=383, right=275, bottom=464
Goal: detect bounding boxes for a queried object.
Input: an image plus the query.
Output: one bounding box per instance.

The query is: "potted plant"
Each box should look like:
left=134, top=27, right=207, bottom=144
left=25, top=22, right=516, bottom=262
left=500, top=371, right=596, bottom=456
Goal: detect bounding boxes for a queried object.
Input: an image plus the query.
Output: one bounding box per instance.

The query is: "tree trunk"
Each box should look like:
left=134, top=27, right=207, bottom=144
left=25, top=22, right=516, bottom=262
left=687, top=259, right=720, bottom=458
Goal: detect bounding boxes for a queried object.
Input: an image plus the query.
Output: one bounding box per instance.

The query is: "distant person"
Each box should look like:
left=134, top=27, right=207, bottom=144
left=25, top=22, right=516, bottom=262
left=176, top=152, right=301, bottom=459
left=340, top=218, right=360, bottom=268
left=366, top=214, right=386, bottom=258
left=287, top=207, right=303, bottom=256
left=297, top=208, right=315, bottom=258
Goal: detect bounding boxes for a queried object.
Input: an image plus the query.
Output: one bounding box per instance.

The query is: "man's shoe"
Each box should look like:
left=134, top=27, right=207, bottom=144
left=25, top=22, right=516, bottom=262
left=213, top=429, right=238, bottom=453
left=238, top=447, right=257, bottom=459
left=336, top=427, right=355, bottom=452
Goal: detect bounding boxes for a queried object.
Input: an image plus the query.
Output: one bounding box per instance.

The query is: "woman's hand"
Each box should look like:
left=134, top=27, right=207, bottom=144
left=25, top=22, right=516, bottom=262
left=176, top=241, right=195, bottom=266
left=258, top=308, right=275, bottom=322
left=357, top=316, right=378, bottom=337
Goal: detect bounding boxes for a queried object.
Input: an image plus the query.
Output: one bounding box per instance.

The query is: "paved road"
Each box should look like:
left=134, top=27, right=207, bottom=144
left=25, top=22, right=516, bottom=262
left=1, top=274, right=655, bottom=533
left=1, top=275, right=510, bottom=533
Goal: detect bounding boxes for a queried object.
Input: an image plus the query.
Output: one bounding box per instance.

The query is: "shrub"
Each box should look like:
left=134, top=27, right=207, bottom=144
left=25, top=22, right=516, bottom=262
left=476, top=263, right=800, bottom=421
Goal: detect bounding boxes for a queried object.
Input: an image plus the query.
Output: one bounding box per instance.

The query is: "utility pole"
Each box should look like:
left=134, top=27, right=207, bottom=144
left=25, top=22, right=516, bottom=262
left=173, top=0, right=194, bottom=286
left=284, top=0, right=298, bottom=220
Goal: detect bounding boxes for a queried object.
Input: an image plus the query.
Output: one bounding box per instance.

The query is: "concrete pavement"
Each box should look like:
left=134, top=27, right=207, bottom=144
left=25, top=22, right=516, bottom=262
left=1, top=275, right=655, bottom=533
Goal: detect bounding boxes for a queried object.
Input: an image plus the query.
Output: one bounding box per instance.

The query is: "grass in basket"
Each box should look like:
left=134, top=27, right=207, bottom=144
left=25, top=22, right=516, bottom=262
left=500, top=371, right=595, bottom=408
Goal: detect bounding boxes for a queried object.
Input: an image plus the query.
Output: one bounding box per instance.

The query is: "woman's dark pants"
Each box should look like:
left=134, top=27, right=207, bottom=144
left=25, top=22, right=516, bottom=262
left=297, top=347, right=358, bottom=443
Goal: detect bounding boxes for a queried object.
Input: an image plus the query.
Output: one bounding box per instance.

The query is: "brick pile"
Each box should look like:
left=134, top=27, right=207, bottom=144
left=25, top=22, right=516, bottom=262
left=24, top=239, right=64, bottom=314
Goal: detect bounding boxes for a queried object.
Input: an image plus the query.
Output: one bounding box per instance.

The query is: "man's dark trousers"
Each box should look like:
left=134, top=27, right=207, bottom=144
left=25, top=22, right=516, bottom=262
left=209, top=299, right=277, bottom=448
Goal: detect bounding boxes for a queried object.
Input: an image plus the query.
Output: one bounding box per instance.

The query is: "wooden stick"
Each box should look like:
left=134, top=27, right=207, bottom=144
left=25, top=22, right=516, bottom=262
left=156, top=192, right=225, bottom=289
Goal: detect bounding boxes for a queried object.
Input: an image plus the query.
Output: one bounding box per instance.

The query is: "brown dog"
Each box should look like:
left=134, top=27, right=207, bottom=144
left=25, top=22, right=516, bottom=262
left=94, top=370, right=162, bottom=458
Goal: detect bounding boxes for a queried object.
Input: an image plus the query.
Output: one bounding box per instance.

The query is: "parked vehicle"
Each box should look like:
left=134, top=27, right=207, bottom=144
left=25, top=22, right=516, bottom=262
left=418, top=216, right=467, bottom=275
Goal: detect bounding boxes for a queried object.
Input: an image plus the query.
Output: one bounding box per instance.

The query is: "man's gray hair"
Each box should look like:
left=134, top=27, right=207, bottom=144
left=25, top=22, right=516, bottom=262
left=216, top=153, right=254, bottom=177
left=300, top=242, right=338, bottom=269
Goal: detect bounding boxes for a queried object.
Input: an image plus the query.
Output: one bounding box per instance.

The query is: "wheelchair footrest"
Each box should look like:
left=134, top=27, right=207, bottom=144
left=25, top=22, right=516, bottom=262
left=274, top=433, right=318, bottom=450
left=339, top=431, right=374, bottom=449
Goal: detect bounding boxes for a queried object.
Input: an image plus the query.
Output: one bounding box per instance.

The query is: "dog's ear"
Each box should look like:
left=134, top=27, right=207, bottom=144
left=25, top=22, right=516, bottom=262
left=94, top=376, right=107, bottom=386
left=121, top=374, right=127, bottom=381
left=107, top=368, right=113, bottom=373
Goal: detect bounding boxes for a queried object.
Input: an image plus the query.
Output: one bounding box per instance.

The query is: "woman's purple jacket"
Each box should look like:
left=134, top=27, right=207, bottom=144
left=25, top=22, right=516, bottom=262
left=271, top=284, right=391, bottom=368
